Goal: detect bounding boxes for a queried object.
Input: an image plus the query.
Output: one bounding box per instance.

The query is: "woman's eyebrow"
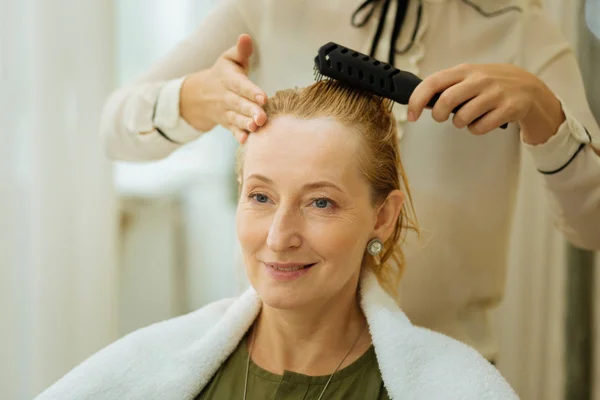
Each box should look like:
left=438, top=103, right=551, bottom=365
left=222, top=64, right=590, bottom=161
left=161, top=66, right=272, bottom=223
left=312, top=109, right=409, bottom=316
left=302, top=181, right=345, bottom=194
left=246, top=174, right=345, bottom=194
left=246, top=174, right=273, bottom=184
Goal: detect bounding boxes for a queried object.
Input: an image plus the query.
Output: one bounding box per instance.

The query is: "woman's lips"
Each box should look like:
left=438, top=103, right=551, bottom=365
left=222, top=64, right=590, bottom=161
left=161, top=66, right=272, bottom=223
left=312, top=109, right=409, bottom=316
left=267, top=262, right=314, bottom=270
left=264, top=262, right=317, bottom=281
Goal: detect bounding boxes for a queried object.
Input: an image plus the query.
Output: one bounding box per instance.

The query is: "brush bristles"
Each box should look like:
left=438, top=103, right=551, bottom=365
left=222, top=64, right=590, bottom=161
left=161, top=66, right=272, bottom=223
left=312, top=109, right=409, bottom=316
left=387, top=99, right=395, bottom=113
left=313, top=65, right=325, bottom=82
left=312, top=64, right=395, bottom=112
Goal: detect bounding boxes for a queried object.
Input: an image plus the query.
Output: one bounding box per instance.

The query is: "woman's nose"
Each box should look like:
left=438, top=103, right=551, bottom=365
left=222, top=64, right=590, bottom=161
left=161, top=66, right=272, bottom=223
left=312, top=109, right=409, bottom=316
left=266, top=208, right=302, bottom=252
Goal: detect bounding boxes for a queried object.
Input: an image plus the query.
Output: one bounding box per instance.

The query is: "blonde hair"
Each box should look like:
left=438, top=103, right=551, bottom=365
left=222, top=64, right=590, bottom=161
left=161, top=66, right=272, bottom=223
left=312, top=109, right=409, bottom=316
left=237, top=80, right=418, bottom=300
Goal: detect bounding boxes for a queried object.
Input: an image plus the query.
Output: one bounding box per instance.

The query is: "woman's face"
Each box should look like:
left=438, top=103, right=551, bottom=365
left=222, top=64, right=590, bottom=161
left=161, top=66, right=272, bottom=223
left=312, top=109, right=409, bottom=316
left=237, top=116, right=379, bottom=310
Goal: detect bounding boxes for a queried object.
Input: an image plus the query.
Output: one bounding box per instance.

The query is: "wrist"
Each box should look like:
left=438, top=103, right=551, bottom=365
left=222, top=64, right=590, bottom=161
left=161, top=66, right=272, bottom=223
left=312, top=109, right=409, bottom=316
left=519, top=83, right=565, bottom=145
left=153, top=78, right=205, bottom=144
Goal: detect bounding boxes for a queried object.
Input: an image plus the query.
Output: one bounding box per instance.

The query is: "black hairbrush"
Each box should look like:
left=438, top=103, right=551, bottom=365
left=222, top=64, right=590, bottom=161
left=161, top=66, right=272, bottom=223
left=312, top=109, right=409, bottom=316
left=313, top=42, right=508, bottom=129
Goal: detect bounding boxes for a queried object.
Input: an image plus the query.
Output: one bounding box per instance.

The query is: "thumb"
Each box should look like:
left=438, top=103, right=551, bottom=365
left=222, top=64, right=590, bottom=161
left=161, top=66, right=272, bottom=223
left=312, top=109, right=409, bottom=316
left=236, top=34, right=254, bottom=64
left=225, top=34, right=254, bottom=70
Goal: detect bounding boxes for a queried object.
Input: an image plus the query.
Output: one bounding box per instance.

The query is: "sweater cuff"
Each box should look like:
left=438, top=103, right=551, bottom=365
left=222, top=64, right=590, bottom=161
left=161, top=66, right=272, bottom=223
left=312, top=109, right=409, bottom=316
left=522, top=100, right=592, bottom=174
left=153, top=77, right=203, bottom=144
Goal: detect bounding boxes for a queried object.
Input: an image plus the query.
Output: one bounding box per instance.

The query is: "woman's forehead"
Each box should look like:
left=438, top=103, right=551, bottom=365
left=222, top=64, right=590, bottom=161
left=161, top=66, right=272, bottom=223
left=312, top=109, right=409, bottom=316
left=242, top=116, right=362, bottom=186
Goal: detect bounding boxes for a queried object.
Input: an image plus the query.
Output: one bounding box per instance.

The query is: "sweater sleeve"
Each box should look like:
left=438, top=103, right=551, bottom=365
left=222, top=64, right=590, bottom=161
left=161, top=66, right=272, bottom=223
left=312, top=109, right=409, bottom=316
left=520, top=5, right=600, bottom=250
left=100, top=0, right=254, bottom=161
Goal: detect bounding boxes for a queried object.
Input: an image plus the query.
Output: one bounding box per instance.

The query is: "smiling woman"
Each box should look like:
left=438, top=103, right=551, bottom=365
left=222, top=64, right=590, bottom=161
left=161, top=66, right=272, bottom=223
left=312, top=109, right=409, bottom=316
left=34, top=80, right=518, bottom=400
left=236, top=80, right=418, bottom=302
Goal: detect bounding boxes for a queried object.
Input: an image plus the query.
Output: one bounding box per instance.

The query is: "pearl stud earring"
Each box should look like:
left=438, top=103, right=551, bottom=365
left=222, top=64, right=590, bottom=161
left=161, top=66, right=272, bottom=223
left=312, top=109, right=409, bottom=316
left=367, top=238, right=383, bottom=256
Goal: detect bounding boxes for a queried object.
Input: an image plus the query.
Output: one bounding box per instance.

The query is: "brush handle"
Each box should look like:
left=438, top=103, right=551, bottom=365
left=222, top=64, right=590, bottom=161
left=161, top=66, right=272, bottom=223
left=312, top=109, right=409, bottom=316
left=428, top=92, right=509, bottom=130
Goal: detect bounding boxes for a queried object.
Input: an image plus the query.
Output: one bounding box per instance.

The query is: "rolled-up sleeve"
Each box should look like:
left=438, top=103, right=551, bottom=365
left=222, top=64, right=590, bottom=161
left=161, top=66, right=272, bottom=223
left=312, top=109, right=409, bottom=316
left=521, top=6, right=600, bottom=250
left=100, top=0, right=253, bottom=161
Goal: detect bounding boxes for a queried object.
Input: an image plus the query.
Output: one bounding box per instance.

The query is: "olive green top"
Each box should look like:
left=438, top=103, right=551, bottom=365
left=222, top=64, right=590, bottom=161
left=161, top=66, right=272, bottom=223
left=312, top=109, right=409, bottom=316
left=196, top=335, right=390, bottom=400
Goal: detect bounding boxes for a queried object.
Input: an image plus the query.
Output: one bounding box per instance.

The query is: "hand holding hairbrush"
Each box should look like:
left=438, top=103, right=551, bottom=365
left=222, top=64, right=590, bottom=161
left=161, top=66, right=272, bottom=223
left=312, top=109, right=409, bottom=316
left=313, top=42, right=508, bottom=130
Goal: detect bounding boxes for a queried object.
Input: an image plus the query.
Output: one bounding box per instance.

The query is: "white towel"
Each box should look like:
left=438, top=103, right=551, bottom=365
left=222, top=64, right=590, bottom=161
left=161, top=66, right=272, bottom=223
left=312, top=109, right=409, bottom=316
left=35, top=270, right=519, bottom=400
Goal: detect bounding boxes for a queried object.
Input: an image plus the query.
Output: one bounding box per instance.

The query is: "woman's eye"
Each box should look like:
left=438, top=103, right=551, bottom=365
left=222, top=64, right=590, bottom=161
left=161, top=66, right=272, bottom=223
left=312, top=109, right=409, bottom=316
left=312, top=198, right=334, bottom=209
left=250, top=193, right=270, bottom=204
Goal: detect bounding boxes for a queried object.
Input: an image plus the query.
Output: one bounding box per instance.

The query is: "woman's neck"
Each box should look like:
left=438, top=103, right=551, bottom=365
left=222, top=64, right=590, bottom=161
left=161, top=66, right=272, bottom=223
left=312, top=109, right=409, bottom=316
left=250, top=282, right=372, bottom=376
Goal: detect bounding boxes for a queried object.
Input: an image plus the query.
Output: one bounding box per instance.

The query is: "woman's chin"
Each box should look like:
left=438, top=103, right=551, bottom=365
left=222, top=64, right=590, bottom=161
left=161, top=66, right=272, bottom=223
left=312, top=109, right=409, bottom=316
left=255, top=284, right=313, bottom=310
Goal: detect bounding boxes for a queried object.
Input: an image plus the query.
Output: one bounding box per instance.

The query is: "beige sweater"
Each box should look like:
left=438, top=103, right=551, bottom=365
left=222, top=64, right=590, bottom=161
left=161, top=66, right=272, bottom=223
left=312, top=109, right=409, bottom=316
left=100, top=0, right=600, bottom=360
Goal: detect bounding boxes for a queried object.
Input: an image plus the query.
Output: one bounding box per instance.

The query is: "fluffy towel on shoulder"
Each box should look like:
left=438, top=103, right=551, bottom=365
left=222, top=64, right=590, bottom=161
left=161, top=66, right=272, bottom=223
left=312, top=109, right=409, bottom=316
left=35, top=270, right=519, bottom=400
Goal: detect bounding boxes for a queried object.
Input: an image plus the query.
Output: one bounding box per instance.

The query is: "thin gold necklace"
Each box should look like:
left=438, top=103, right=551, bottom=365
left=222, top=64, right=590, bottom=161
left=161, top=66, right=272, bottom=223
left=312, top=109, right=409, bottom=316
left=242, top=323, right=367, bottom=400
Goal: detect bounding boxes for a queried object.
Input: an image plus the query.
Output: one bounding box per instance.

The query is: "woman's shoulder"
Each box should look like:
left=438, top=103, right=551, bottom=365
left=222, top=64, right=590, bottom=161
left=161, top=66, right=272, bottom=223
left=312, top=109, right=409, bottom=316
left=361, top=271, right=517, bottom=398
left=33, top=295, right=250, bottom=400
left=128, top=296, right=242, bottom=344
left=397, top=324, right=519, bottom=399
left=89, top=296, right=242, bottom=364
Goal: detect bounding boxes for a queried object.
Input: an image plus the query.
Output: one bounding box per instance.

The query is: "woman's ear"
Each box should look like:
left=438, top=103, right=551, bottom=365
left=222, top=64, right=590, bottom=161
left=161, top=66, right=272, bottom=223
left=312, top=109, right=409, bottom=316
left=373, top=190, right=404, bottom=242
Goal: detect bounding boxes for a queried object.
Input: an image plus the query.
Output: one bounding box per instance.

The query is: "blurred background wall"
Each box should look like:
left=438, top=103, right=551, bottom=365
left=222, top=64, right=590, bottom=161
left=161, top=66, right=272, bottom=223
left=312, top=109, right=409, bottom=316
left=0, top=1, right=118, bottom=398
left=0, top=1, right=598, bottom=399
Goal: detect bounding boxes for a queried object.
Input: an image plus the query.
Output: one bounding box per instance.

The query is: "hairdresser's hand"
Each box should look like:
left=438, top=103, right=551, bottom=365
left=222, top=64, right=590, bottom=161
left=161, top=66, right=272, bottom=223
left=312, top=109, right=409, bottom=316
left=180, top=34, right=268, bottom=144
left=407, top=63, right=565, bottom=144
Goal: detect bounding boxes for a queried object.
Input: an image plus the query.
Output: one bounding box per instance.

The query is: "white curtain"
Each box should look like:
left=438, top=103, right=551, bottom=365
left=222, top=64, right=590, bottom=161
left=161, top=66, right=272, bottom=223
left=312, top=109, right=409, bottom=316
left=0, top=1, right=118, bottom=399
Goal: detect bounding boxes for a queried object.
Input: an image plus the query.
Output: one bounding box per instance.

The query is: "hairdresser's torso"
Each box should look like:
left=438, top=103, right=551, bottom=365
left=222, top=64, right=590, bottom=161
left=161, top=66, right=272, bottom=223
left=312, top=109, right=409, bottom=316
left=240, top=0, right=537, bottom=360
